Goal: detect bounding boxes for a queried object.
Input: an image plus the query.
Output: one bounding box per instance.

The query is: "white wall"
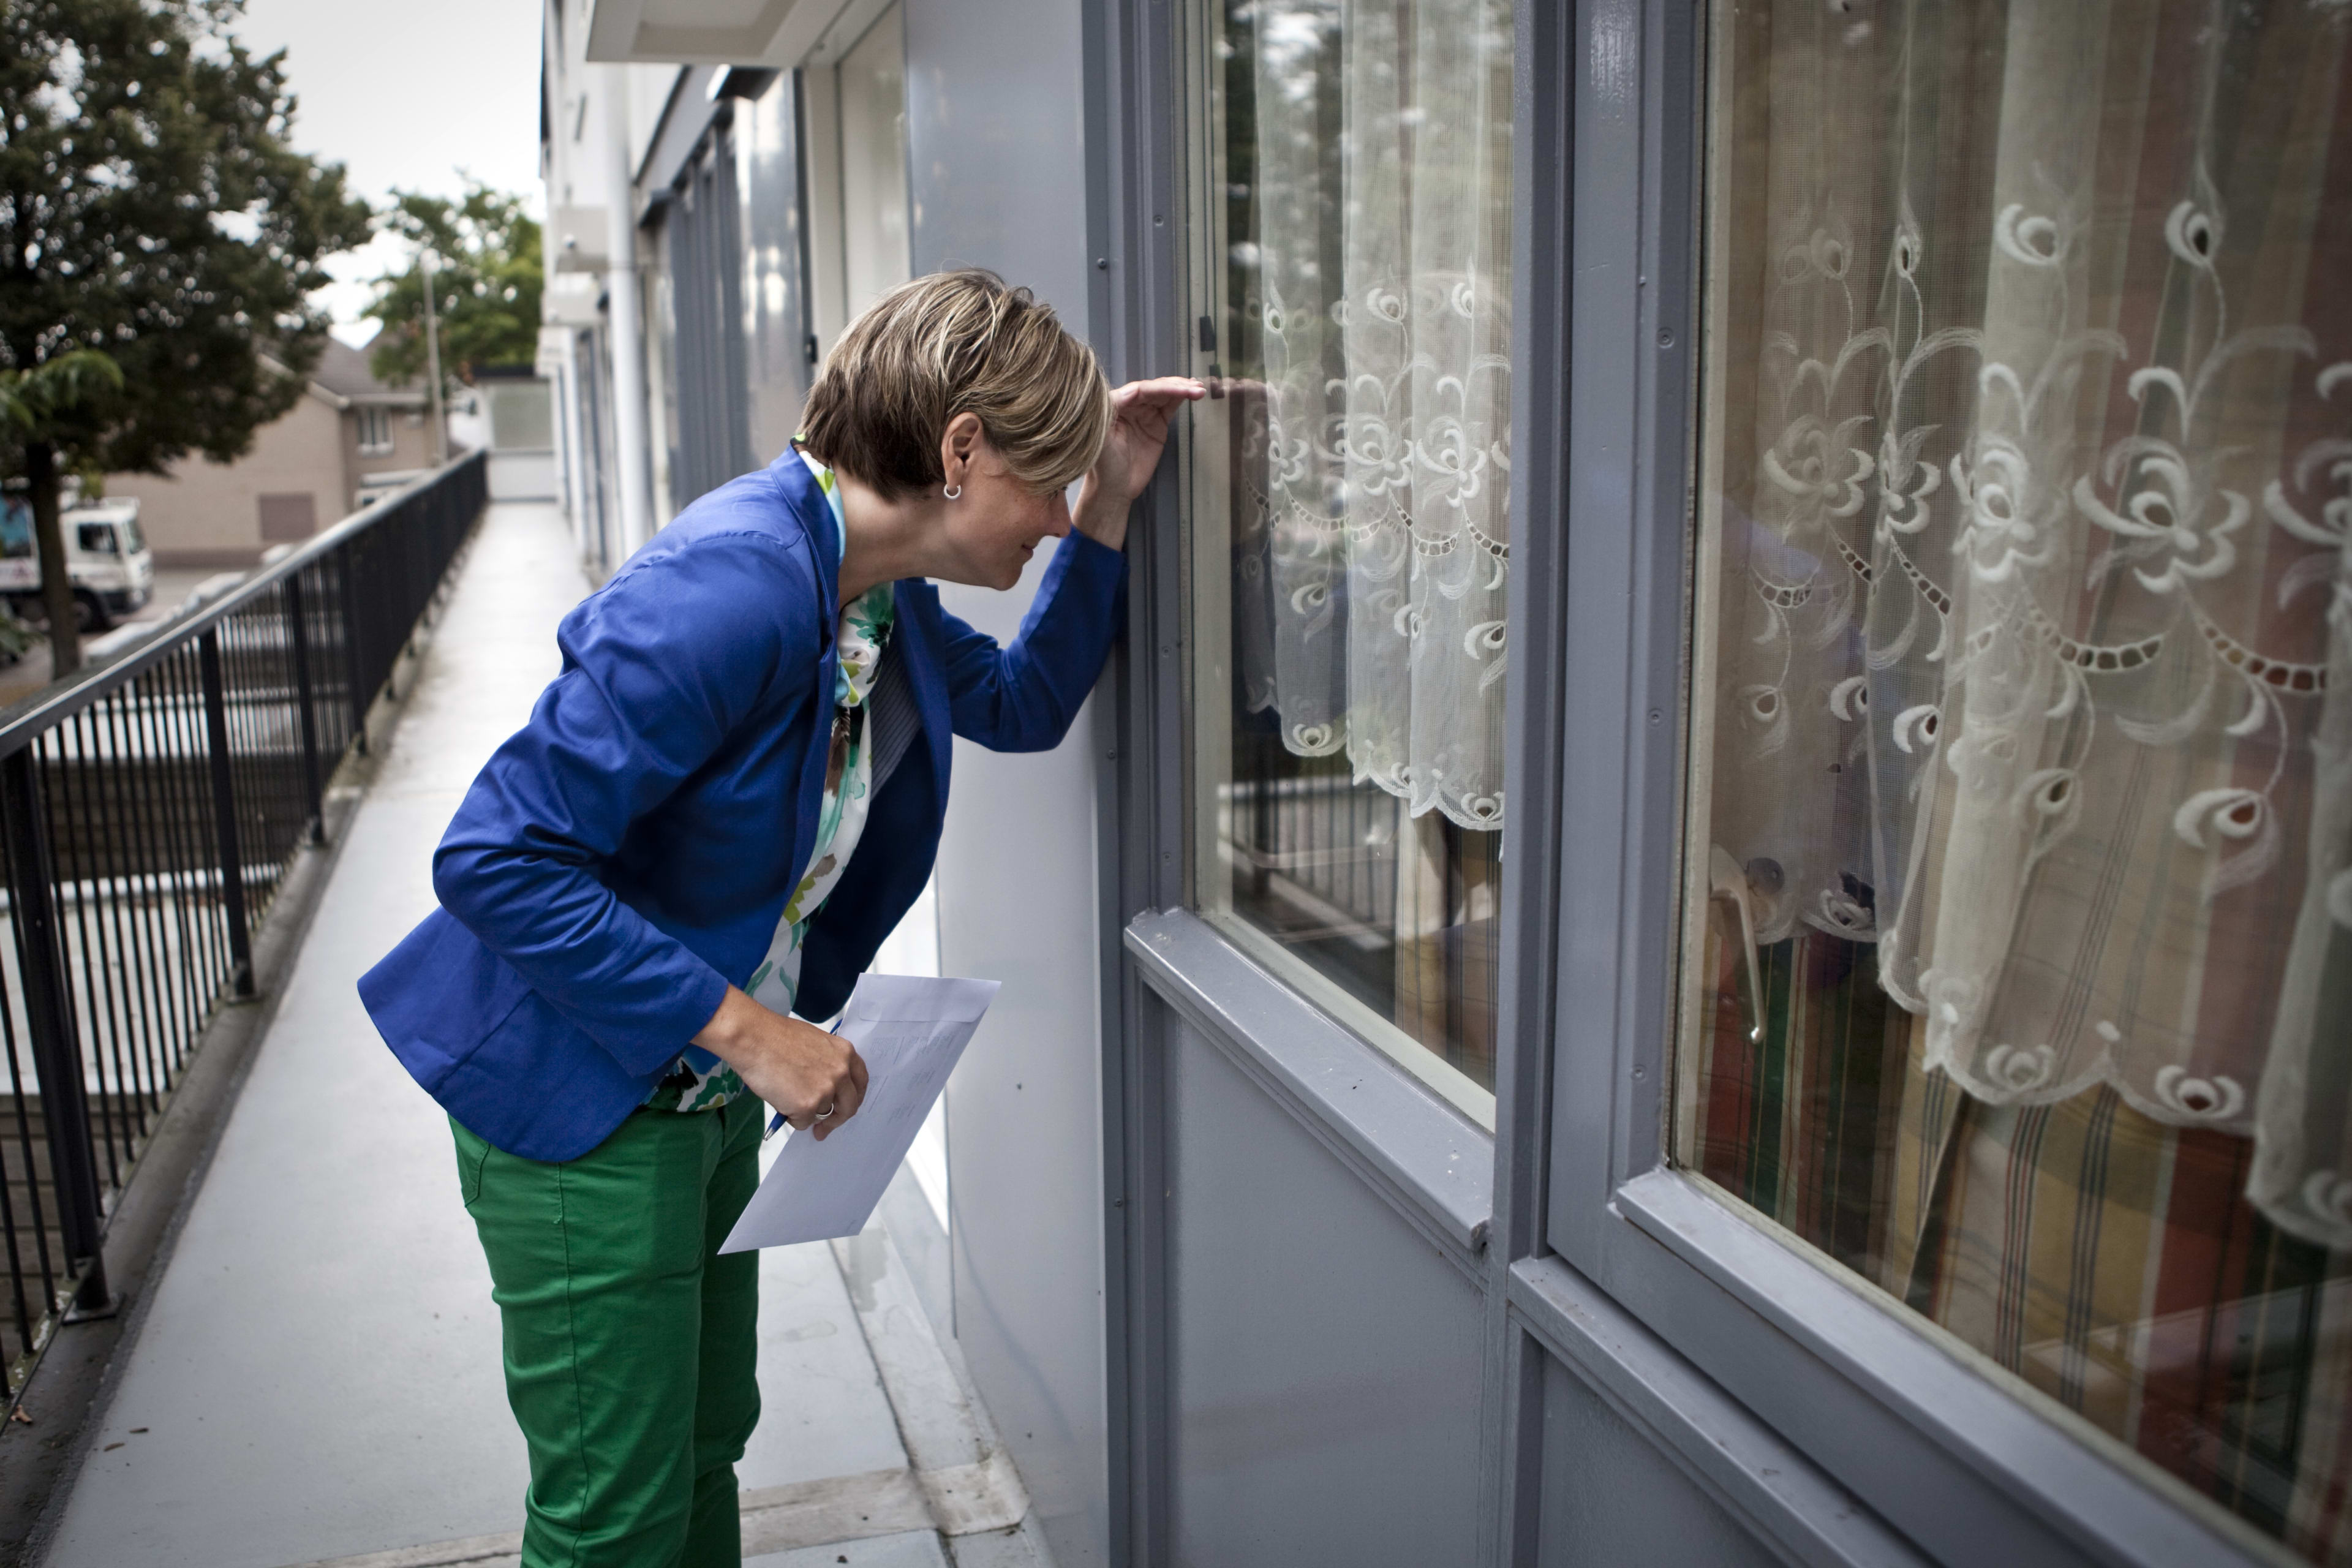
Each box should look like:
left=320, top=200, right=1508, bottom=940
left=903, top=1, right=1112, bottom=1562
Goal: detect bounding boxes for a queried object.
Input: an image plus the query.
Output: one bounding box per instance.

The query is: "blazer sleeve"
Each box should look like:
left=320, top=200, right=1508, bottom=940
left=430, top=530, right=823, bottom=1076
left=939, top=529, right=1127, bottom=753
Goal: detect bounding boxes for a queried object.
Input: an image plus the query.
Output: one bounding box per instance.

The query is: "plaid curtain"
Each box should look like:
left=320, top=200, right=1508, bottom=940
left=1690, top=913, right=2352, bottom=1558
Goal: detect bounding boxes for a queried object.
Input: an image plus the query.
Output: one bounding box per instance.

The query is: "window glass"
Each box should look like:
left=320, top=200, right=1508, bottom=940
left=1183, top=0, right=1513, bottom=1117
left=488, top=382, right=556, bottom=453
left=75, top=522, right=115, bottom=556
left=646, top=229, right=679, bottom=527
left=736, top=70, right=811, bottom=464
left=1676, top=2, right=2352, bottom=1555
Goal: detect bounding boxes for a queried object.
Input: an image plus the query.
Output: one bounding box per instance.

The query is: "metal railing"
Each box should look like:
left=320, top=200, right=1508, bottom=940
left=0, top=450, right=486, bottom=1401
left=1226, top=732, right=1504, bottom=1085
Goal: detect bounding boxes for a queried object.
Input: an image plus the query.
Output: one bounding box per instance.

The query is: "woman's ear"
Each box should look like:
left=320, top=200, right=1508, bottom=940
left=940, top=412, right=985, bottom=489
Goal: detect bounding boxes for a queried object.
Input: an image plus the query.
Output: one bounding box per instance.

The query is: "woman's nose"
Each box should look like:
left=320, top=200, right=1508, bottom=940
left=1045, top=492, right=1072, bottom=537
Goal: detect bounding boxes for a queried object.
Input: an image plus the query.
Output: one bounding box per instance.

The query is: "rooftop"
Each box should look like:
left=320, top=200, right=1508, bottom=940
left=307, top=335, right=426, bottom=407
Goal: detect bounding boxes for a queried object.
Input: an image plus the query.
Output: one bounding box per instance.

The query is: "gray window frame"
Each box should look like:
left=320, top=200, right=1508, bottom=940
left=1084, top=0, right=2298, bottom=1562
left=1518, top=3, right=2302, bottom=1565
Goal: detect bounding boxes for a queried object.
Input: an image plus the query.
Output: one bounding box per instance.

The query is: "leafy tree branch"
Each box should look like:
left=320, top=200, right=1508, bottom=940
left=365, top=181, right=543, bottom=394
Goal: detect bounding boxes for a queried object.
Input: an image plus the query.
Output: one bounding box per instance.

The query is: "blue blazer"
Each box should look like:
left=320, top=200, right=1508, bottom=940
left=358, top=451, right=1125, bottom=1161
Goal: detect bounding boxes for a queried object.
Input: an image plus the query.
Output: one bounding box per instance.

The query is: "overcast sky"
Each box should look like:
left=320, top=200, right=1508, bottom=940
left=228, top=0, right=546, bottom=345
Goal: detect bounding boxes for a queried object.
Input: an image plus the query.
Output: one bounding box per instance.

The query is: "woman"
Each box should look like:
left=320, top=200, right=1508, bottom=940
left=360, top=270, right=1202, bottom=1567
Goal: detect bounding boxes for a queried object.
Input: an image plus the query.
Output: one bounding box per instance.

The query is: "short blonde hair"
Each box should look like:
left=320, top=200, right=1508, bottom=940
left=799, top=270, right=1111, bottom=501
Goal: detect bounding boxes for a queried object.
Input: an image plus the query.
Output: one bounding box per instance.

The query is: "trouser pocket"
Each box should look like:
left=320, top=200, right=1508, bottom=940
left=450, top=1117, right=493, bottom=1212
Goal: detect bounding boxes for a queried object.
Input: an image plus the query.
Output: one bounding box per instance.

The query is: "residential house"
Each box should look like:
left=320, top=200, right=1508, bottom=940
left=106, top=337, right=435, bottom=567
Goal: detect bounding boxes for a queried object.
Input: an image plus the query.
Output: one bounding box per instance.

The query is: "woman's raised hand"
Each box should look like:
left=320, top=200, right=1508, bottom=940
left=1073, top=377, right=1207, bottom=549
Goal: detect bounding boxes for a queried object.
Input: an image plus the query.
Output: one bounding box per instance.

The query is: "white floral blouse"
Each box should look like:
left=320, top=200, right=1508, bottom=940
left=643, top=450, right=895, bottom=1113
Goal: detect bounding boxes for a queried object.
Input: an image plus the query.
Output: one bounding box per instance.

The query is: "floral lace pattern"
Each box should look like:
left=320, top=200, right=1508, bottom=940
left=1229, top=0, right=1513, bottom=831
left=1705, top=0, right=2352, bottom=1246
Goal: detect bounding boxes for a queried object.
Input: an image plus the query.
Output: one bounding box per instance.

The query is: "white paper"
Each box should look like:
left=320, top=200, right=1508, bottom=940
left=718, top=973, right=1000, bottom=1252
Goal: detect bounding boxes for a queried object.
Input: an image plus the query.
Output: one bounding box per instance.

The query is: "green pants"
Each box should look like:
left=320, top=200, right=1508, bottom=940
left=453, top=1097, right=763, bottom=1568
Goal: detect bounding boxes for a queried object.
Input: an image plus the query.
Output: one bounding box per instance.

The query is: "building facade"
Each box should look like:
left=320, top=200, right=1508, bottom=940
left=105, top=339, right=435, bottom=567
left=545, top=2, right=2352, bottom=1564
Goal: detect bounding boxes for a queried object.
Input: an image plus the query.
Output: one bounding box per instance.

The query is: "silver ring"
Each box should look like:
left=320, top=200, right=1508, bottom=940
left=942, top=483, right=962, bottom=500
left=814, top=1101, right=837, bottom=1121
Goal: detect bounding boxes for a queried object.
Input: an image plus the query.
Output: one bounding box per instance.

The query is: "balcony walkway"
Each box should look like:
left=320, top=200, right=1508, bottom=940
left=36, top=502, right=1044, bottom=1568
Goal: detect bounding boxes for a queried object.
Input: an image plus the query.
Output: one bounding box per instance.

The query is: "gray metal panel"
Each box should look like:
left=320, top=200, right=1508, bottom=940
left=904, top=0, right=1092, bottom=318
left=1508, top=1254, right=1923, bottom=1568
left=904, top=4, right=1112, bottom=1566
left=1537, top=1354, right=1782, bottom=1568
left=1166, top=1017, right=1485, bottom=1568
left=1124, top=908, right=1491, bottom=1264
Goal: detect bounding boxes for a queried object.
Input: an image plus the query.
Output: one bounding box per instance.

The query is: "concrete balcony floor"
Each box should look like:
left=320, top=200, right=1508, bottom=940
left=37, top=502, right=1045, bottom=1568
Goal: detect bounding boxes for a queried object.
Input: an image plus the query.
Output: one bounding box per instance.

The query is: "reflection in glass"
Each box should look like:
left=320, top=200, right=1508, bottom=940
left=736, top=71, right=812, bottom=464
left=1677, top=2, right=2352, bottom=1556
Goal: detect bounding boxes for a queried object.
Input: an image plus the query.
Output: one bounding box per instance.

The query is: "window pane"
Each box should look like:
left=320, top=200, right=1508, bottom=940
left=736, top=70, right=811, bottom=463
left=1676, top=2, right=2352, bottom=1555
left=1184, top=0, right=1512, bottom=1114
left=488, top=382, right=554, bottom=451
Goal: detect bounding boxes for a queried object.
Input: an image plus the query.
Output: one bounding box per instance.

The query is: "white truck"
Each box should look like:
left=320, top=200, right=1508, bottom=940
left=0, top=496, right=156, bottom=631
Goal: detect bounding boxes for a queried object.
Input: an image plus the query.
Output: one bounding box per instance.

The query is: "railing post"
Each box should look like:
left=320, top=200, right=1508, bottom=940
left=0, top=751, right=113, bottom=1317
left=197, top=631, right=255, bottom=997
left=340, top=547, right=369, bottom=756
left=283, top=575, right=325, bottom=845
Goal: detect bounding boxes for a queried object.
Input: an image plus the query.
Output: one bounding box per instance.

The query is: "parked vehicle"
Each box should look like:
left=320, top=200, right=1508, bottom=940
left=0, top=496, right=155, bottom=630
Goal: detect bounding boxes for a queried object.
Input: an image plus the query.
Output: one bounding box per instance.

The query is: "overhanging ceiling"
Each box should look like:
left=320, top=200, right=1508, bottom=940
left=585, top=0, right=850, bottom=66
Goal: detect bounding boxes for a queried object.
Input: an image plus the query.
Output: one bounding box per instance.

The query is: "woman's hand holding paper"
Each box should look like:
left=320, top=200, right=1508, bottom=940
left=695, top=986, right=869, bottom=1139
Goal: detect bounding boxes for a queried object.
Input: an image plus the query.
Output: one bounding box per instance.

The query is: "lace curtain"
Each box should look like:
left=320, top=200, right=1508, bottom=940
left=1233, top=0, right=1513, bottom=830
left=1710, top=0, right=2352, bottom=1246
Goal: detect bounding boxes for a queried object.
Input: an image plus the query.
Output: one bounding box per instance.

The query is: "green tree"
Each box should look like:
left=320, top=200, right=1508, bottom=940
left=0, top=0, right=371, bottom=674
left=365, top=183, right=543, bottom=393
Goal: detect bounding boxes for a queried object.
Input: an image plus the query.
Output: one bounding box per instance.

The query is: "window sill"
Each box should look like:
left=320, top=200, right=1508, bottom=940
left=1123, top=907, right=1493, bottom=1268
left=1610, top=1167, right=2285, bottom=1567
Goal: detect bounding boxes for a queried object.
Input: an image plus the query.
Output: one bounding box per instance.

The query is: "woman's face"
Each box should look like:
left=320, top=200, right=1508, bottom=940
left=937, top=429, right=1071, bottom=591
